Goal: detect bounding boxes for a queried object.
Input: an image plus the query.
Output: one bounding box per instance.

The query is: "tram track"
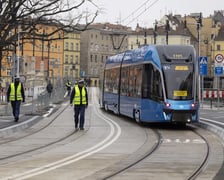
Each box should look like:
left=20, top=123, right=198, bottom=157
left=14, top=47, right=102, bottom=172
left=0, top=88, right=124, bottom=179
left=186, top=127, right=210, bottom=180
left=0, top=103, right=69, bottom=145
left=98, top=128, right=162, bottom=180
left=81, top=117, right=220, bottom=180
left=83, top=88, right=223, bottom=180
left=0, top=88, right=223, bottom=179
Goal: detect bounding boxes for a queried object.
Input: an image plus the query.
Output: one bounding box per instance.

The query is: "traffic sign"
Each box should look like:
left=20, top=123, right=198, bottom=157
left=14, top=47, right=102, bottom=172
left=80, top=71, right=85, bottom=77
left=199, top=56, right=207, bottom=75
left=215, top=54, right=224, bottom=63
left=214, top=66, right=223, bottom=76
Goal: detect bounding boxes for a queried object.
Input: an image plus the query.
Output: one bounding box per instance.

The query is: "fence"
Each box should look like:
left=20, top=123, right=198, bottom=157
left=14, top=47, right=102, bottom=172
left=0, top=80, right=67, bottom=116
left=203, top=90, right=224, bottom=99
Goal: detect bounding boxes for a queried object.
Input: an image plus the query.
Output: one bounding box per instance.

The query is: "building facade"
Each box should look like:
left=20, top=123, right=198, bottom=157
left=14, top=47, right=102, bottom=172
left=1, top=23, right=81, bottom=90
left=80, top=23, right=129, bottom=87
left=63, top=30, right=80, bottom=83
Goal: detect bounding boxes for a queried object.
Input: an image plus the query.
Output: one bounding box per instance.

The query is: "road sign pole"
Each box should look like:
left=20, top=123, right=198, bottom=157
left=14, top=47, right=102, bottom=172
left=201, top=75, right=204, bottom=108
left=199, top=56, right=208, bottom=108
left=214, top=53, right=224, bottom=109
left=218, top=77, right=220, bottom=110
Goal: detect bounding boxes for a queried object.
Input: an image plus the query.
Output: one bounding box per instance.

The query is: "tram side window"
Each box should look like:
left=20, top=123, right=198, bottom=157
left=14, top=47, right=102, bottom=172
left=104, top=68, right=119, bottom=93
left=142, top=64, right=152, bottom=98
left=129, top=65, right=142, bottom=97
left=152, top=69, right=163, bottom=101
left=104, top=70, right=110, bottom=92
left=142, top=64, right=163, bottom=101
left=121, top=67, right=129, bottom=96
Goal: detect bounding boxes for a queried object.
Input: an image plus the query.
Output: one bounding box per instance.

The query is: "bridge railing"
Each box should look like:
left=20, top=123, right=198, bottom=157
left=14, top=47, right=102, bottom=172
left=0, top=85, right=67, bottom=116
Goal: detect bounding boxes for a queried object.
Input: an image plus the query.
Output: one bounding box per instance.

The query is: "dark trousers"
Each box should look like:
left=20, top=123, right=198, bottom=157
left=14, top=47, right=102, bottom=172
left=74, top=105, right=86, bottom=128
left=11, top=101, right=21, bottom=119
left=67, top=89, right=71, bottom=96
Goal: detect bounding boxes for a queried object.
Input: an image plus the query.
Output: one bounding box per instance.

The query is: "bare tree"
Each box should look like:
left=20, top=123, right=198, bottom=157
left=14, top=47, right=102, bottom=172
left=0, top=0, right=99, bottom=77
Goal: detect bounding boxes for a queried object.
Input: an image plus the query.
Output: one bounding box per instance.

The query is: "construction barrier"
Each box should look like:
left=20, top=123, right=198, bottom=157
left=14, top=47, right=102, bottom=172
left=203, top=90, right=224, bottom=98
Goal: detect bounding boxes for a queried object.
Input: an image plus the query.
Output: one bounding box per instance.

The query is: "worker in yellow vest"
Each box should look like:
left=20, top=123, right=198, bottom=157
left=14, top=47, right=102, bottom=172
left=64, top=80, right=72, bottom=98
left=7, top=77, right=25, bottom=122
left=70, top=79, right=88, bottom=130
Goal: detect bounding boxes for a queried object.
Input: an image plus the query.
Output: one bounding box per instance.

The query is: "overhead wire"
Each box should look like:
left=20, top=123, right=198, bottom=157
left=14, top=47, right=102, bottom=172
left=121, top=0, right=160, bottom=27
left=120, top=0, right=152, bottom=23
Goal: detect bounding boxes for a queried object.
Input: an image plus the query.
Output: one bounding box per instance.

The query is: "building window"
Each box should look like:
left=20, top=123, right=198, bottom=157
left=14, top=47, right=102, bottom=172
left=71, top=43, right=74, bottom=51
left=75, top=55, right=79, bottom=64
left=7, top=56, right=12, bottom=63
left=65, top=55, right=68, bottom=64
left=90, top=54, right=93, bottom=62
left=70, top=55, right=74, bottom=63
left=7, top=69, right=11, bottom=76
left=65, top=42, right=69, bottom=50
left=217, top=44, right=221, bottom=51
left=65, top=66, right=69, bottom=77
left=51, top=45, right=54, bottom=52
left=76, top=43, right=79, bottom=51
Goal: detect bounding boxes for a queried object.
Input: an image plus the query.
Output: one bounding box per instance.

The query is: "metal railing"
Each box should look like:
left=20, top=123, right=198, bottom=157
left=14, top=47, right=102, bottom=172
left=0, top=84, right=67, bottom=116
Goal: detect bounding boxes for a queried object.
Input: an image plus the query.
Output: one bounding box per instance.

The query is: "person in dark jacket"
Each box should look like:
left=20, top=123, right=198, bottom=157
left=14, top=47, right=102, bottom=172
left=70, top=79, right=88, bottom=130
left=65, top=80, right=72, bottom=97
left=46, top=80, right=53, bottom=97
left=7, top=77, right=25, bottom=122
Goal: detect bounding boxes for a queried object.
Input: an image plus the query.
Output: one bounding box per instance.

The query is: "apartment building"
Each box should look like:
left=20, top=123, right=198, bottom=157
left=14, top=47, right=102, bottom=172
left=80, top=23, right=129, bottom=87
left=63, top=29, right=80, bottom=82
left=23, top=24, right=64, bottom=84
left=128, top=16, right=192, bottom=50
left=1, top=23, right=81, bottom=90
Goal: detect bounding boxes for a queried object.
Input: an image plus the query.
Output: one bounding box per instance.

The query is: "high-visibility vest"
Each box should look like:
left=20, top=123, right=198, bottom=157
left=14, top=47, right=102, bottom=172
left=9, top=83, right=22, bottom=101
left=73, top=85, right=87, bottom=105
left=66, top=82, right=71, bottom=87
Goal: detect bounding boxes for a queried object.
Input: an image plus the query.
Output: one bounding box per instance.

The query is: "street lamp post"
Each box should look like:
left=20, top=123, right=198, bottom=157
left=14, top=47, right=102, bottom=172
left=153, top=20, right=158, bottom=45
left=165, top=20, right=170, bottom=45
left=187, top=13, right=203, bottom=107
left=17, top=31, right=25, bottom=77
left=47, top=40, right=51, bottom=79
left=196, top=13, right=203, bottom=107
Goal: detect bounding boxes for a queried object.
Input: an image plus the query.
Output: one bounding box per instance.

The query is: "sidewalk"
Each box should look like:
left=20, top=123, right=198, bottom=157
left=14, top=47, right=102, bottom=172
left=0, top=96, right=56, bottom=137
left=0, top=96, right=33, bottom=115
left=200, top=102, right=224, bottom=111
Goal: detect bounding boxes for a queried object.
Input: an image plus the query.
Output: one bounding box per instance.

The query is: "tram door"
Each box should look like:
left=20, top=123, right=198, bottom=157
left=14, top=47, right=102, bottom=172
left=141, top=64, right=164, bottom=121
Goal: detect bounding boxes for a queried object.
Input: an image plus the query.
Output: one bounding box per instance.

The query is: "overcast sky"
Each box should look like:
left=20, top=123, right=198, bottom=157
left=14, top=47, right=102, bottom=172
left=92, top=0, right=224, bottom=29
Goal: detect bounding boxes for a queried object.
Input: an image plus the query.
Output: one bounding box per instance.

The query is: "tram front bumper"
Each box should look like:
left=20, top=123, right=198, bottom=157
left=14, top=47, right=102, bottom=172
left=163, top=109, right=197, bottom=123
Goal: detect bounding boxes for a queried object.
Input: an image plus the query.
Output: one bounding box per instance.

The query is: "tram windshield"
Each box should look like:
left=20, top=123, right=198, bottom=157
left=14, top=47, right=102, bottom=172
left=163, top=64, right=194, bottom=100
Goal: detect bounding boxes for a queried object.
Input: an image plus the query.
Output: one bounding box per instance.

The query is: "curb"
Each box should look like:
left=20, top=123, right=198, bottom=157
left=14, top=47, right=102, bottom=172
left=0, top=116, right=40, bottom=137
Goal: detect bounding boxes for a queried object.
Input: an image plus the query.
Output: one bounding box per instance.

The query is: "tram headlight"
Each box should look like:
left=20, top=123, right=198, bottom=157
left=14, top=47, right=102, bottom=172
left=165, top=103, right=171, bottom=107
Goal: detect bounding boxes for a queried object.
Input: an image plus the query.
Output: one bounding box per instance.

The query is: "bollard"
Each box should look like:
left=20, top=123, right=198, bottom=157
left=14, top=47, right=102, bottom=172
left=210, top=99, right=212, bottom=109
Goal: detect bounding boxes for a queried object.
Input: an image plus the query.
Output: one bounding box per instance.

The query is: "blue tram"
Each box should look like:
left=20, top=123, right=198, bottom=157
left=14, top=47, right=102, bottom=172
left=101, top=45, right=199, bottom=124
